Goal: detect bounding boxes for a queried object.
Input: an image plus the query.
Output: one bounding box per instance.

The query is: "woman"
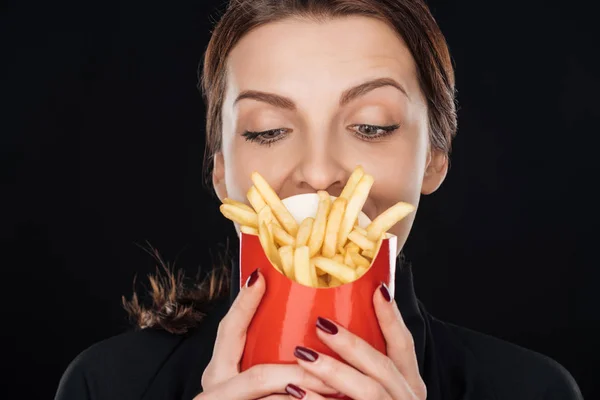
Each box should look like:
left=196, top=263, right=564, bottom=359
left=55, top=0, right=582, bottom=399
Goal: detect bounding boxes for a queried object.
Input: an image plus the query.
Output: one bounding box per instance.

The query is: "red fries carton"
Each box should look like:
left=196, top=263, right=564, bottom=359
left=238, top=193, right=397, bottom=376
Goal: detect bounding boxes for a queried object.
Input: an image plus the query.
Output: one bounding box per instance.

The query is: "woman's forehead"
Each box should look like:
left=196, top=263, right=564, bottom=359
left=225, top=16, right=419, bottom=101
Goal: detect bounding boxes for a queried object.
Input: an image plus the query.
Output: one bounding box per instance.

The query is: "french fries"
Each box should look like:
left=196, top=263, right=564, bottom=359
left=219, top=166, right=416, bottom=288
left=313, top=257, right=357, bottom=283
left=247, top=186, right=267, bottom=213
left=296, top=217, right=314, bottom=248
left=353, top=226, right=368, bottom=236
left=308, top=191, right=331, bottom=256
left=362, top=249, right=375, bottom=259
left=339, top=166, right=364, bottom=200
left=345, top=242, right=360, bottom=254
left=240, top=225, right=258, bottom=235
left=258, top=220, right=282, bottom=273
left=337, top=174, right=374, bottom=251
left=294, top=246, right=312, bottom=287
left=219, top=204, right=259, bottom=228
left=322, top=198, right=347, bottom=258
left=366, top=201, right=415, bottom=241
left=347, top=230, right=375, bottom=251
left=309, top=258, right=319, bottom=287
left=251, top=172, right=299, bottom=236
left=349, top=251, right=370, bottom=268
left=223, top=198, right=255, bottom=213
left=279, top=245, right=294, bottom=278
left=272, top=224, right=295, bottom=247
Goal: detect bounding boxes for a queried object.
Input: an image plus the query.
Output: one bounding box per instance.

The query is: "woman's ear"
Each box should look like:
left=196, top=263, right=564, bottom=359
left=421, top=149, right=448, bottom=195
left=212, top=151, right=228, bottom=201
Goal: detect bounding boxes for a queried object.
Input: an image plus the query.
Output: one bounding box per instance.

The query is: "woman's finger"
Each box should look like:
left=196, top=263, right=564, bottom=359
left=293, top=346, right=401, bottom=400
left=285, top=383, right=327, bottom=399
left=374, top=283, right=426, bottom=399
left=204, top=268, right=266, bottom=386
left=197, top=364, right=338, bottom=400
left=313, top=317, right=412, bottom=399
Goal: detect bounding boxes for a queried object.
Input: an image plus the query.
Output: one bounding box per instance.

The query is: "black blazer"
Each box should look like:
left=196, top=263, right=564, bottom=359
left=55, top=260, right=583, bottom=400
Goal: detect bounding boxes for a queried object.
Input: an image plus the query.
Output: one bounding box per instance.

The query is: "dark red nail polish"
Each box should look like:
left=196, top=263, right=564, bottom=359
left=245, top=268, right=260, bottom=288
left=316, top=317, right=338, bottom=335
left=285, top=383, right=306, bottom=399
left=294, top=346, right=319, bottom=362
left=380, top=282, right=392, bottom=302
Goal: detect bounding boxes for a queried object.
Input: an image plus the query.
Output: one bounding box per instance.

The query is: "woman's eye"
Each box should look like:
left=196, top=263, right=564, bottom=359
left=349, top=123, right=400, bottom=141
left=241, top=128, right=290, bottom=146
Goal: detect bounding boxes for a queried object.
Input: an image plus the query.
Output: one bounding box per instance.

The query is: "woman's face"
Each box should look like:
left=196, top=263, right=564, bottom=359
left=213, top=16, right=448, bottom=254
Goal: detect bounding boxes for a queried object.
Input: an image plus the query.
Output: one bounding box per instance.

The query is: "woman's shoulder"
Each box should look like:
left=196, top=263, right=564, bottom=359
left=54, top=297, right=230, bottom=400
left=432, top=318, right=583, bottom=399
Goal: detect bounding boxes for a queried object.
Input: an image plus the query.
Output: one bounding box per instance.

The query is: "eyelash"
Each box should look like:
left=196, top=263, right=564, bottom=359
left=242, top=124, right=401, bottom=146
left=349, top=123, right=401, bottom=141
left=241, top=128, right=290, bottom=146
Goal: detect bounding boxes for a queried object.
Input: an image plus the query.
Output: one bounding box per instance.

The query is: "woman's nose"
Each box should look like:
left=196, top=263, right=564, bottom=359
left=292, top=143, right=347, bottom=196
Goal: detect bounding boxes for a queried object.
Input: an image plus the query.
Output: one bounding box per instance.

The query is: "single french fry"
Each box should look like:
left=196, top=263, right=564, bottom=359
left=258, top=206, right=277, bottom=232
left=329, top=276, right=343, bottom=287
left=349, top=251, right=370, bottom=268
left=309, top=258, right=319, bottom=288
left=339, top=166, right=365, bottom=200
left=345, top=242, right=360, bottom=253
left=322, top=197, right=347, bottom=258
left=308, top=191, right=331, bottom=256
left=240, top=225, right=258, bottom=235
left=344, top=251, right=355, bottom=268
left=366, top=201, right=415, bottom=241
left=374, top=232, right=386, bottom=257
left=333, top=254, right=344, bottom=264
left=362, top=249, right=375, bottom=259
left=337, top=174, right=374, bottom=250
left=313, top=257, right=357, bottom=283
left=294, top=246, right=312, bottom=287
left=246, top=186, right=267, bottom=213
left=363, top=233, right=385, bottom=260
left=223, top=198, right=255, bottom=213
left=348, top=230, right=375, bottom=251
left=353, top=226, right=368, bottom=236
left=356, top=266, right=368, bottom=277
left=257, top=208, right=277, bottom=257
left=272, top=223, right=295, bottom=247
left=220, top=204, right=258, bottom=228
left=278, top=245, right=295, bottom=278
left=251, top=172, right=299, bottom=236
left=296, top=217, right=314, bottom=248
left=259, top=221, right=282, bottom=273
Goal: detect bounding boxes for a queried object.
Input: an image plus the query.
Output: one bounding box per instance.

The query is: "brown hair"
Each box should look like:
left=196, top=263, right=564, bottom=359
left=124, top=0, right=457, bottom=333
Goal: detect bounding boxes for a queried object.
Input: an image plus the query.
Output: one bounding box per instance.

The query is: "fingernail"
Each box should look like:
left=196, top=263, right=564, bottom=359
left=285, top=383, right=306, bottom=399
left=245, top=268, right=260, bottom=288
left=294, top=346, right=319, bottom=362
left=316, top=317, right=338, bottom=335
left=380, top=282, right=393, bottom=303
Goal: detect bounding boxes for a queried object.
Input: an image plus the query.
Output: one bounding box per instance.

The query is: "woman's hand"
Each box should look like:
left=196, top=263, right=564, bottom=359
left=287, top=283, right=427, bottom=400
left=195, top=269, right=338, bottom=400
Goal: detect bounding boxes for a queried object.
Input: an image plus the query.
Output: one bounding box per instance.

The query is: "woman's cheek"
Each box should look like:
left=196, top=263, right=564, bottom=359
left=390, top=212, right=417, bottom=250
left=224, top=142, right=257, bottom=202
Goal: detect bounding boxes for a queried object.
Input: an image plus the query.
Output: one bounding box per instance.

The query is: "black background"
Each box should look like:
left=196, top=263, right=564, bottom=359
left=2, top=0, right=597, bottom=398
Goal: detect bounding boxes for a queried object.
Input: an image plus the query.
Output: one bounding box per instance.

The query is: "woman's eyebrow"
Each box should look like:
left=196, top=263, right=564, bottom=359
left=234, top=77, right=409, bottom=110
